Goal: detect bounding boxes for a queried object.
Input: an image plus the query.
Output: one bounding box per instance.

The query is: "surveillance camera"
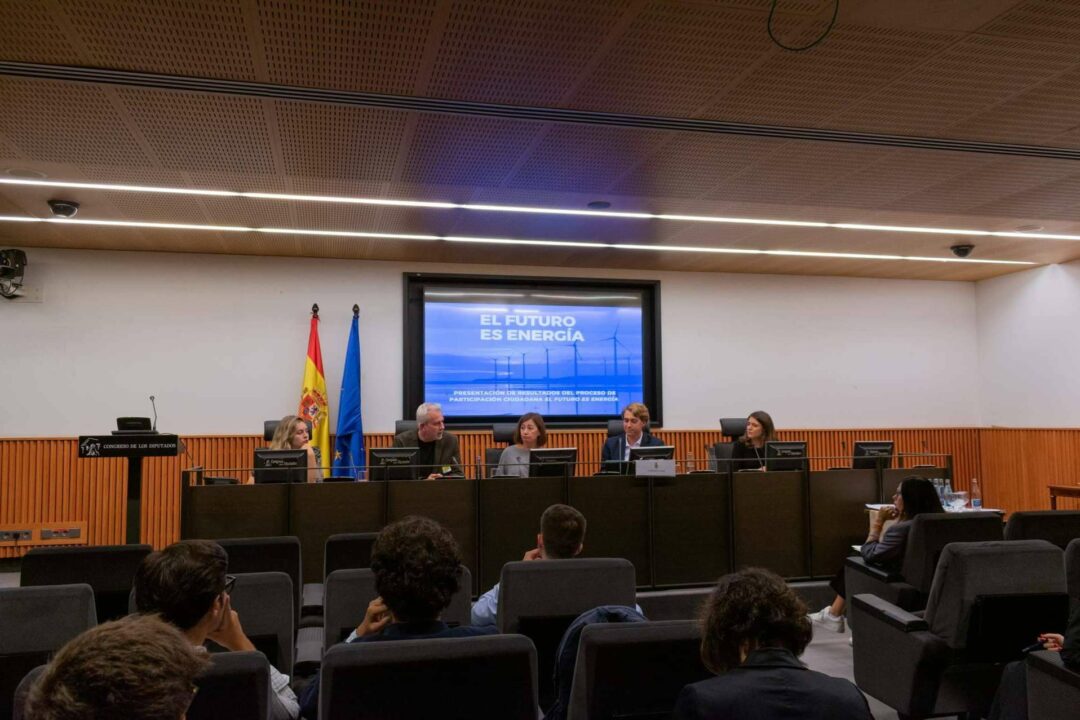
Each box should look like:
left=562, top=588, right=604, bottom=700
left=48, top=199, right=79, bottom=218
left=950, top=244, right=975, bottom=258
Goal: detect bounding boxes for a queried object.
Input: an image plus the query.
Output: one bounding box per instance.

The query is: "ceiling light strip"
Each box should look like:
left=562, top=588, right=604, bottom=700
left=2, top=177, right=1076, bottom=242
left=0, top=215, right=1035, bottom=265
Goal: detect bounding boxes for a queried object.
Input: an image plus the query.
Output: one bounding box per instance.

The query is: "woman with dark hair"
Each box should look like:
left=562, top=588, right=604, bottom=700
left=495, top=412, right=548, bottom=477
left=674, top=568, right=871, bottom=719
left=809, top=476, right=945, bottom=633
left=730, top=411, right=775, bottom=471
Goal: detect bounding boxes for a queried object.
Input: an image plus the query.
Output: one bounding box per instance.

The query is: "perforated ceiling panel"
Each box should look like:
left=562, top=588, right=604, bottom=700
left=0, top=79, right=151, bottom=168
left=275, top=101, right=408, bottom=182
left=429, top=0, right=631, bottom=105
left=403, top=115, right=544, bottom=187
left=0, top=2, right=80, bottom=64
left=978, top=0, right=1080, bottom=45
left=838, top=34, right=1080, bottom=138
left=258, top=0, right=437, bottom=92
left=56, top=0, right=257, bottom=79
left=571, top=2, right=769, bottom=116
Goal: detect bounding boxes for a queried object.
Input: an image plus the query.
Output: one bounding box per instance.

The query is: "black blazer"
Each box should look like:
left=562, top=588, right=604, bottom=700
left=392, top=429, right=463, bottom=476
left=730, top=440, right=767, bottom=471
left=674, top=647, right=872, bottom=720
left=600, top=432, right=666, bottom=464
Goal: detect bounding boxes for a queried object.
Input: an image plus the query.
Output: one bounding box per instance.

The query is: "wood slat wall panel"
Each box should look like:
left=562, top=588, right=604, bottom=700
left=3, top=428, right=1078, bottom=557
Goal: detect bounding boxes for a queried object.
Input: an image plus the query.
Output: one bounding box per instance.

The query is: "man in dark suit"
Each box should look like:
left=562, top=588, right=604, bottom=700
left=393, top=402, right=463, bottom=479
left=601, top=402, right=666, bottom=466
left=674, top=568, right=872, bottom=720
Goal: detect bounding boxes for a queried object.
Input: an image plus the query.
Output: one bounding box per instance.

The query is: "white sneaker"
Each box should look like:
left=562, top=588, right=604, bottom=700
left=808, top=606, right=845, bottom=633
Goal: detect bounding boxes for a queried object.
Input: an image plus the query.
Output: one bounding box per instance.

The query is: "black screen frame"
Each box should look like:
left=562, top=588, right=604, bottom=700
left=404, top=273, right=662, bottom=428
left=852, top=441, right=895, bottom=470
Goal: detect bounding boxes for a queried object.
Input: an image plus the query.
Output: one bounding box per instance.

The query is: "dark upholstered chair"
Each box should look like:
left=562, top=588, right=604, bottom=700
left=844, top=512, right=1003, bottom=613
left=263, top=418, right=311, bottom=441
left=1027, top=650, right=1080, bottom=720
left=322, top=566, right=473, bottom=652
left=319, top=634, right=537, bottom=720
left=223, top=571, right=295, bottom=677
left=11, top=665, right=44, bottom=720
left=215, top=536, right=313, bottom=623
left=20, top=544, right=151, bottom=624
left=1067, top=538, right=1080, bottom=611
left=1005, top=510, right=1080, bottom=549
left=188, top=651, right=271, bottom=720
left=1, top=585, right=96, bottom=720
left=851, top=540, right=1068, bottom=720
left=718, top=417, right=747, bottom=439
left=606, top=419, right=623, bottom=437
left=394, top=419, right=417, bottom=436
left=566, top=620, right=709, bottom=720
left=485, top=422, right=518, bottom=477
left=325, top=532, right=378, bottom=577
left=497, top=558, right=637, bottom=709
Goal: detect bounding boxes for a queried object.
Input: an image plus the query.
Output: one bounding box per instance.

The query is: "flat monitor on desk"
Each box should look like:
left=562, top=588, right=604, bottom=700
left=529, top=447, right=577, bottom=478
left=368, top=447, right=419, bottom=481
left=853, top=441, right=894, bottom=470
left=252, top=449, right=307, bottom=484
left=765, top=441, right=807, bottom=472
left=629, top=444, right=675, bottom=475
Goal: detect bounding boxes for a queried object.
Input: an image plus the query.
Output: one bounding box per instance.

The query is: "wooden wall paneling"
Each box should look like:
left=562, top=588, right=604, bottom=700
left=6, top=428, right=1080, bottom=557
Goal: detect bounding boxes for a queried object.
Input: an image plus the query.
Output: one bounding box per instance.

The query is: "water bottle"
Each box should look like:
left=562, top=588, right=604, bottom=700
left=971, top=478, right=983, bottom=509
left=944, top=478, right=953, bottom=495
left=686, top=451, right=696, bottom=473
left=933, top=478, right=944, bottom=503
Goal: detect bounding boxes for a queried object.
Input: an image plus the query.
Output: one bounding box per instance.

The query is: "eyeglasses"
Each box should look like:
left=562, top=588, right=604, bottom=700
left=223, top=574, right=236, bottom=594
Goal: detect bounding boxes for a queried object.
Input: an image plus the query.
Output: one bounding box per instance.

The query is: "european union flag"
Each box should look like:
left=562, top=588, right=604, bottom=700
left=333, top=307, right=365, bottom=479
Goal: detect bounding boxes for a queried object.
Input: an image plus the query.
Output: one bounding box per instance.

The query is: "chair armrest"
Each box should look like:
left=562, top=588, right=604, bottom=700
left=851, top=594, right=928, bottom=632
left=302, top=583, right=324, bottom=612
left=845, top=555, right=903, bottom=583
left=1028, top=650, right=1080, bottom=687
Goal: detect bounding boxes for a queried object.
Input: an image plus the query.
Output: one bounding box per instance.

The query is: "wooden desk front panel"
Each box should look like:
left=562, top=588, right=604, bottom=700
left=568, top=475, right=651, bottom=587
left=732, top=471, right=808, bottom=578
left=290, top=482, right=385, bottom=584
left=652, top=472, right=732, bottom=586
left=478, top=476, right=564, bottom=592
left=808, top=470, right=878, bottom=578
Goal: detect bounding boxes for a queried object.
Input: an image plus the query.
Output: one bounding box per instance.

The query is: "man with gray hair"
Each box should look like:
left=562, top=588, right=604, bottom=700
left=392, top=402, right=463, bottom=478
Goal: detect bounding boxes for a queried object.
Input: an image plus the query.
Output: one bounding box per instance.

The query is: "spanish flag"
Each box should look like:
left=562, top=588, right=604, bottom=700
left=298, top=307, right=330, bottom=478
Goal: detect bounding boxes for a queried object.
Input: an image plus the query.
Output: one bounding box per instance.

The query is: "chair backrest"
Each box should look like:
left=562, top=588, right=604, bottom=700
left=484, top=446, right=504, bottom=478
left=1005, top=511, right=1080, bottom=549
left=12, top=665, right=45, bottom=720
left=925, top=540, right=1067, bottom=651
left=567, top=620, right=710, bottom=720
left=498, top=559, right=638, bottom=710
left=395, top=419, right=417, bottom=436
left=1, top=585, right=96, bottom=720
left=324, top=532, right=378, bottom=578
left=492, top=422, right=517, bottom=444
left=900, top=512, right=1004, bottom=593
left=607, top=419, right=623, bottom=438
left=323, top=567, right=473, bottom=651
left=719, top=417, right=746, bottom=439
left=225, top=571, right=295, bottom=676
left=320, top=634, right=537, bottom=720
left=216, top=537, right=302, bottom=624
left=1066, top=538, right=1080, bottom=608
left=20, top=544, right=152, bottom=623
left=711, top=441, right=733, bottom=470
left=188, top=651, right=271, bottom=720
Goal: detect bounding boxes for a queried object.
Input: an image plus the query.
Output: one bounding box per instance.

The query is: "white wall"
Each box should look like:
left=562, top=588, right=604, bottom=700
left=3, top=247, right=983, bottom=436
left=976, top=258, right=1080, bottom=427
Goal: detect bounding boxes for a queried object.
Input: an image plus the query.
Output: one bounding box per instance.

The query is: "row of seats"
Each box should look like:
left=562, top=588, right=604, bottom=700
left=3, top=580, right=706, bottom=720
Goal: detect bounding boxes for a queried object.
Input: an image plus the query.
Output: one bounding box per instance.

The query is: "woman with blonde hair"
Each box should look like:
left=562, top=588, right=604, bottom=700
left=269, top=414, right=320, bottom=483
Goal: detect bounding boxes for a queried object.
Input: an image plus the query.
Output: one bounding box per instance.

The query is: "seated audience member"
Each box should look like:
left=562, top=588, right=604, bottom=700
left=730, top=410, right=775, bottom=471
left=133, top=539, right=300, bottom=720
left=269, top=414, right=321, bottom=483
left=601, top=402, right=666, bottom=466
left=675, top=568, right=872, bottom=720
left=25, top=613, right=209, bottom=720
left=809, top=476, right=944, bottom=633
left=299, top=516, right=496, bottom=717
left=495, top=412, right=548, bottom=477
left=393, top=402, right=463, bottom=479
left=472, top=503, right=587, bottom=626
left=988, top=601, right=1080, bottom=720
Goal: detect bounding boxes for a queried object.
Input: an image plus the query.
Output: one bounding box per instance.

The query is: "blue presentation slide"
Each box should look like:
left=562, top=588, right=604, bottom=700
left=425, top=301, right=644, bottom=416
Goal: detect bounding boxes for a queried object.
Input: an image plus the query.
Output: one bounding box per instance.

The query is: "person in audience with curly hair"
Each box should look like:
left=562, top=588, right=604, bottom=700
left=25, top=613, right=209, bottom=720
left=299, top=515, right=496, bottom=718
left=674, top=568, right=872, bottom=720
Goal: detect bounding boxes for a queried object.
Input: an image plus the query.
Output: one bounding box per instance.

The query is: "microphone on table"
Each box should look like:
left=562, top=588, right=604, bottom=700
left=149, top=395, right=158, bottom=432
